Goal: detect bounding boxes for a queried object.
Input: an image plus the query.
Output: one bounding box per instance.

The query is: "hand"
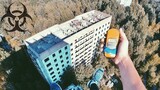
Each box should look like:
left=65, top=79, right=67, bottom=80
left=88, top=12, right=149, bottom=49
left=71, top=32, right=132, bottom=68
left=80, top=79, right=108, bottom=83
left=113, top=28, right=129, bottom=64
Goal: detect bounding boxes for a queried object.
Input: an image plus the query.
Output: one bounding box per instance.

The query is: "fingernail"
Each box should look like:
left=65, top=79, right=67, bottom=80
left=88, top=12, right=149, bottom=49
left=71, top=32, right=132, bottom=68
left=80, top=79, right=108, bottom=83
left=120, top=28, right=123, bottom=31
left=115, top=60, right=119, bottom=64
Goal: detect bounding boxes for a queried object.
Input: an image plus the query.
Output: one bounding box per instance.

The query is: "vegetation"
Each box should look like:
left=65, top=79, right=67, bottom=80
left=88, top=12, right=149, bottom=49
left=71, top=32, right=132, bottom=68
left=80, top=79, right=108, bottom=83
left=60, top=66, right=78, bottom=89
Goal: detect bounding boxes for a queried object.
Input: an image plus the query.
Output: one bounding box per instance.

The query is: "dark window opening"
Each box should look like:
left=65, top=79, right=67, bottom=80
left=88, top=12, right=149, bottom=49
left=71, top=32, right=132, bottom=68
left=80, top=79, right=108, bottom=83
left=55, top=64, right=58, bottom=67
left=60, top=55, right=62, bottom=58
left=65, top=46, right=67, bottom=50
left=46, top=63, right=51, bottom=67
left=54, top=59, right=57, bottom=62
left=67, top=61, right=69, bottom=64
left=49, top=67, right=53, bottom=71
left=59, top=50, right=62, bottom=53
left=52, top=54, right=55, bottom=57
left=66, top=57, right=69, bottom=59
left=44, top=58, right=49, bottom=62
left=54, top=79, right=57, bottom=81
left=50, top=71, right=54, bottom=75
left=61, top=60, right=64, bottom=63
left=65, top=52, right=68, bottom=55
left=52, top=75, right=55, bottom=78
left=63, top=68, right=65, bottom=71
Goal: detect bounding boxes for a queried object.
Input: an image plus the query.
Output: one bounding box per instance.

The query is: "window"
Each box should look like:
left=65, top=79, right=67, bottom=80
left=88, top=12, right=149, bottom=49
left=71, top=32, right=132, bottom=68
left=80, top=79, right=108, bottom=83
left=52, top=75, right=55, bottom=78
left=55, top=64, right=58, bottom=67
left=65, top=46, right=67, bottom=50
left=53, top=79, right=57, bottom=81
left=62, top=64, right=64, bottom=67
left=70, top=43, right=73, bottom=46
left=66, top=57, right=69, bottom=59
left=71, top=49, right=73, bottom=51
left=61, top=60, right=64, bottom=63
left=67, top=61, right=69, bottom=64
left=65, top=52, right=68, bottom=55
left=49, top=67, right=53, bottom=71
left=50, top=71, right=54, bottom=75
left=57, top=68, right=59, bottom=71
left=60, top=55, right=62, bottom=58
left=59, top=50, right=62, bottom=53
left=101, top=30, right=103, bottom=32
left=46, top=63, right=51, bottom=67
left=44, top=58, right=49, bottom=62
left=54, top=59, right=57, bottom=62
left=52, top=53, right=55, bottom=57
left=108, top=22, right=110, bottom=24
left=76, top=62, right=79, bottom=65
left=58, top=72, right=60, bottom=74
left=63, top=68, right=65, bottom=71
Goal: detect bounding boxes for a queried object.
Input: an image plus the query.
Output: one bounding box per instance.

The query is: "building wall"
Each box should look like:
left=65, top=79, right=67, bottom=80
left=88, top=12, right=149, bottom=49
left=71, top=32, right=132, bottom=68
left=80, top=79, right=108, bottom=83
left=27, top=48, right=51, bottom=84
left=64, top=16, right=112, bottom=67
left=41, top=44, right=71, bottom=83
left=26, top=43, right=71, bottom=85
left=92, top=16, right=112, bottom=57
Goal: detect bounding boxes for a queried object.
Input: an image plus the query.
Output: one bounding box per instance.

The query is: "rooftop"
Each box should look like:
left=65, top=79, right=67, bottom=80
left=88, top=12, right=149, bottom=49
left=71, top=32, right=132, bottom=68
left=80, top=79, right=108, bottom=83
left=25, top=10, right=111, bottom=55
left=29, top=34, right=62, bottom=54
left=52, top=10, right=110, bottom=39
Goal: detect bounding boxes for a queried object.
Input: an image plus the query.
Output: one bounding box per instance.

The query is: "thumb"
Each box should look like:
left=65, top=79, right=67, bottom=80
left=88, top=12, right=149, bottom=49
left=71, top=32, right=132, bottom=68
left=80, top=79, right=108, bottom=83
left=113, top=56, right=120, bottom=64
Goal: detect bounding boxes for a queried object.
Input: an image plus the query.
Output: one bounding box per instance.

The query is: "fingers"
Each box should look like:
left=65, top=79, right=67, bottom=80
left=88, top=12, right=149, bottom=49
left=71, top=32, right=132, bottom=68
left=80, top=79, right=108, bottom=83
left=119, top=28, right=127, bottom=41
left=112, top=55, right=121, bottom=64
left=113, top=57, right=119, bottom=64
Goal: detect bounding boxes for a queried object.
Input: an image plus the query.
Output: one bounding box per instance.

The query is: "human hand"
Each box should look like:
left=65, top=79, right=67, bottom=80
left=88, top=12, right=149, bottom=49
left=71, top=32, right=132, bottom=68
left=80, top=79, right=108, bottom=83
left=113, top=28, right=129, bottom=64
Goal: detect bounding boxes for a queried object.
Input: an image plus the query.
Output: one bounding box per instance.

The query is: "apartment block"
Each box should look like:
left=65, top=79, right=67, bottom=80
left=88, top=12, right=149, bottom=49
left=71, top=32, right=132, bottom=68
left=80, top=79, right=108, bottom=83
left=25, top=10, right=112, bottom=88
left=25, top=29, right=71, bottom=85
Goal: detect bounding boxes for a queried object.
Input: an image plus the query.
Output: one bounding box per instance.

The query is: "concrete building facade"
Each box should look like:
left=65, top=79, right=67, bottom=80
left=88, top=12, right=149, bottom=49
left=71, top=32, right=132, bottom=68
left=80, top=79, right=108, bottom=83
left=25, top=10, right=112, bottom=88
left=25, top=29, right=72, bottom=84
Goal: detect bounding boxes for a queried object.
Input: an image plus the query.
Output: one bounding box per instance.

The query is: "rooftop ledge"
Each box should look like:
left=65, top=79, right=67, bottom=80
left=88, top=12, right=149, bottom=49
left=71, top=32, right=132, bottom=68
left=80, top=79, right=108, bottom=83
left=24, top=10, right=111, bottom=55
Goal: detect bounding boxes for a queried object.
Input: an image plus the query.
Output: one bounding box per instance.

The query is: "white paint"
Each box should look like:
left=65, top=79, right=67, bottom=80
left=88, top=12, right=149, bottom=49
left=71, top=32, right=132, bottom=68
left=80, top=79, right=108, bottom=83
left=117, top=0, right=132, bottom=6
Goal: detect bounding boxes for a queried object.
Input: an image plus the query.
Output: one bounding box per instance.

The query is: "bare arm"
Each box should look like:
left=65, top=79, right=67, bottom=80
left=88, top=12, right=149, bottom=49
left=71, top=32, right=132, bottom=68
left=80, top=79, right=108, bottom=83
left=113, top=28, right=146, bottom=90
